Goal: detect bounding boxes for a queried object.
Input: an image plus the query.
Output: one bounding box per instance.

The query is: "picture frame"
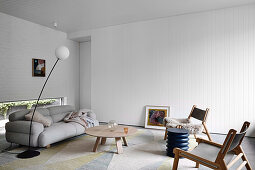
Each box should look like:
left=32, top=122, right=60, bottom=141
left=32, top=58, right=46, bottom=77
left=145, top=105, right=170, bottom=129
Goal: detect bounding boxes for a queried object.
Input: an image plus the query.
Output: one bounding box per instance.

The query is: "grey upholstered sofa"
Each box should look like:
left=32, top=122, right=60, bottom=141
left=5, top=105, right=98, bottom=147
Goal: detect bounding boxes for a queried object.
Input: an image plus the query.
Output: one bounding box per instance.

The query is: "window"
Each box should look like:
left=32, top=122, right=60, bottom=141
left=0, top=97, right=64, bottom=120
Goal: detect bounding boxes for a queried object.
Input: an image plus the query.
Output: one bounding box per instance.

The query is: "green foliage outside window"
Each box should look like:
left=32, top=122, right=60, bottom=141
left=0, top=99, right=56, bottom=119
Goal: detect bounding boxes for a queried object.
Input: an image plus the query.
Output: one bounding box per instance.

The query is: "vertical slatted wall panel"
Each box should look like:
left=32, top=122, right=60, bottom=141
left=90, top=5, right=255, bottom=136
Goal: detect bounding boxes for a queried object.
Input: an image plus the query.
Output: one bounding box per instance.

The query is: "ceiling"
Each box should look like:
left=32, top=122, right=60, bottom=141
left=0, top=0, right=254, bottom=33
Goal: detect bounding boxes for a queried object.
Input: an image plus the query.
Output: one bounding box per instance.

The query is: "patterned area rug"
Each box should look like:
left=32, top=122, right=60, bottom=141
left=0, top=128, right=200, bottom=170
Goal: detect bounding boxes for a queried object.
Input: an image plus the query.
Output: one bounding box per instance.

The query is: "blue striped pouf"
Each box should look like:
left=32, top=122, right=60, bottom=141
left=166, top=128, right=189, bottom=157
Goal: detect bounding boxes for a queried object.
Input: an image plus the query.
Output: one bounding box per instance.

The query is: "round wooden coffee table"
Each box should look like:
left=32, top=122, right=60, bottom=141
left=86, top=125, right=137, bottom=154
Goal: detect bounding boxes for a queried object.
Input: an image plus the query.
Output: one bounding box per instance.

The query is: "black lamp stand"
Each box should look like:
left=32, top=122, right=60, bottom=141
left=17, top=59, right=59, bottom=159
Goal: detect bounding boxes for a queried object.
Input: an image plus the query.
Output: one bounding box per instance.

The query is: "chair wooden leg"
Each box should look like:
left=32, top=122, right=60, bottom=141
left=195, top=162, right=199, bottom=168
left=172, top=151, right=180, bottom=170
left=217, top=159, right=227, bottom=170
left=164, top=127, right=168, bottom=140
left=203, top=123, right=212, bottom=141
left=235, top=146, right=252, bottom=170
left=194, top=134, right=197, bottom=139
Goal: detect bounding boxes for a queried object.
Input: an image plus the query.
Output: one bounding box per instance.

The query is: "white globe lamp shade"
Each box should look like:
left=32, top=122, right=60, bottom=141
left=55, top=46, right=70, bottom=60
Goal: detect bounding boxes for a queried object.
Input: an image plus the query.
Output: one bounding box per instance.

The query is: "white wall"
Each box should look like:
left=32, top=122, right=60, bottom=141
left=80, top=41, right=91, bottom=109
left=79, top=4, right=255, bottom=136
left=0, top=12, right=80, bottom=109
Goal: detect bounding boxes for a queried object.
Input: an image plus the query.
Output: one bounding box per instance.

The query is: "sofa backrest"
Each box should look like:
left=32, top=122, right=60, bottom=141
left=47, top=105, right=75, bottom=123
left=9, top=105, right=75, bottom=123
left=36, top=108, right=53, bottom=125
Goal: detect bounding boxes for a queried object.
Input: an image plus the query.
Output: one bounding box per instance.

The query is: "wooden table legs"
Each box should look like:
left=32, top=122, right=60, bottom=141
left=92, top=137, right=128, bottom=154
left=122, top=137, right=128, bottom=146
left=115, top=137, right=123, bottom=154
left=93, top=137, right=101, bottom=152
left=101, top=137, right=106, bottom=145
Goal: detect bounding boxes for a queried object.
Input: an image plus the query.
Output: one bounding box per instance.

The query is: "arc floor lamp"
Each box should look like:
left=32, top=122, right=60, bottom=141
left=17, top=46, right=70, bottom=159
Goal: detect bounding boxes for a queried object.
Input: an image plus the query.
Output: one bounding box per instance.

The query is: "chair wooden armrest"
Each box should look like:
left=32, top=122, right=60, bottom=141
left=196, top=138, right=222, bottom=148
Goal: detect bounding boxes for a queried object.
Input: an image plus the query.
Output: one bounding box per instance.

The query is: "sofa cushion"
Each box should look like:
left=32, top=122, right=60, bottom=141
left=47, top=105, right=75, bottom=123
left=38, top=122, right=81, bottom=147
left=35, top=108, right=50, bottom=116
left=69, top=122, right=85, bottom=135
left=47, top=105, right=75, bottom=115
left=25, top=111, right=52, bottom=127
left=35, top=108, right=53, bottom=124
left=51, top=112, right=71, bottom=123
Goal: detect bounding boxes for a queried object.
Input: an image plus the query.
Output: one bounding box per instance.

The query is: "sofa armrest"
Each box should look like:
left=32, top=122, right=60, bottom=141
left=5, top=120, right=44, bottom=135
left=9, top=110, right=30, bottom=121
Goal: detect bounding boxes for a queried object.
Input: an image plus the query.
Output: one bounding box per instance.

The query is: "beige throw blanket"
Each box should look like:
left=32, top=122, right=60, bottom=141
left=64, top=111, right=97, bottom=128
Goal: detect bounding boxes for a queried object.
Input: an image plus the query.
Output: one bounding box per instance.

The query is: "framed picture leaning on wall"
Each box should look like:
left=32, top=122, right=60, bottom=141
left=145, top=105, right=170, bottom=129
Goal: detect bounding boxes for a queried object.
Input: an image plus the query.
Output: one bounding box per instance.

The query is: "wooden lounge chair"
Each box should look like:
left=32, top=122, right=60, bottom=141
left=172, top=121, right=251, bottom=170
left=164, top=105, right=212, bottom=141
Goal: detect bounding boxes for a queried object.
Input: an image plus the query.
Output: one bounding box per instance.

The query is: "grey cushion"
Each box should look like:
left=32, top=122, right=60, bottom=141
left=51, top=112, right=70, bottom=123
left=38, top=122, right=78, bottom=147
left=25, top=111, right=52, bottom=127
left=30, top=108, right=53, bottom=125
left=189, top=143, right=234, bottom=164
left=69, top=122, right=85, bottom=135
left=9, top=110, right=30, bottom=121
left=48, top=105, right=75, bottom=123
left=5, top=120, right=44, bottom=134
left=36, top=108, right=50, bottom=116
left=48, top=105, right=75, bottom=116
left=44, top=115, right=53, bottom=125
left=9, top=108, right=50, bottom=122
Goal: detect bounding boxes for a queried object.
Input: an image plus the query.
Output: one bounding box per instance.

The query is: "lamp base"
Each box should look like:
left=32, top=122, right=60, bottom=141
left=17, top=149, right=40, bottom=159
